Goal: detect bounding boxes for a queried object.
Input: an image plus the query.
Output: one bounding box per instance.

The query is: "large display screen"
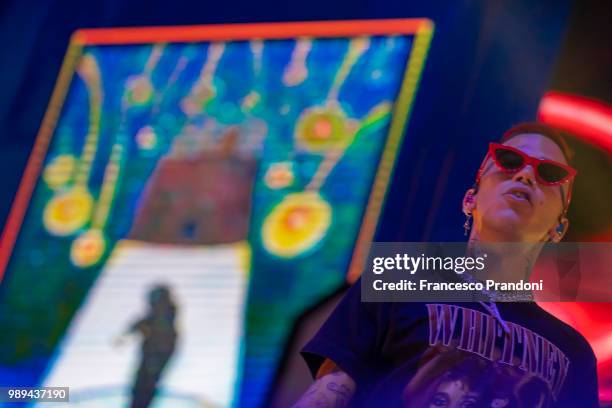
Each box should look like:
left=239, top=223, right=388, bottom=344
left=0, top=20, right=433, bottom=407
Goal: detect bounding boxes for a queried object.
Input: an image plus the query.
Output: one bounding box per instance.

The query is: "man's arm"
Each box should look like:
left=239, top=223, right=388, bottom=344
left=292, top=359, right=356, bottom=408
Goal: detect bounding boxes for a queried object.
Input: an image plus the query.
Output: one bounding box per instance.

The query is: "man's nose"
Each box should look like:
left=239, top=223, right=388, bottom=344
left=512, top=164, right=536, bottom=186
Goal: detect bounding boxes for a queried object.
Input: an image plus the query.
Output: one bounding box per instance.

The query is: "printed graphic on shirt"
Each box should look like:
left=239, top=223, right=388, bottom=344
left=400, top=304, right=570, bottom=408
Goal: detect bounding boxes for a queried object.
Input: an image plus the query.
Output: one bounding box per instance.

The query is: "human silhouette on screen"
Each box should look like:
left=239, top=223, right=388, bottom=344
left=125, top=284, right=178, bottom=408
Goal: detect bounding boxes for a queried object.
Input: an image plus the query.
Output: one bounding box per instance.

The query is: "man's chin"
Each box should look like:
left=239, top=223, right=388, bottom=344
left=482, top=211, right=531, bottom=241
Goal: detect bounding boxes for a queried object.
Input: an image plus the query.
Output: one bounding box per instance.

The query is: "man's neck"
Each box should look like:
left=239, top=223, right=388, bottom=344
left=466, top=235, right=543, bottom=283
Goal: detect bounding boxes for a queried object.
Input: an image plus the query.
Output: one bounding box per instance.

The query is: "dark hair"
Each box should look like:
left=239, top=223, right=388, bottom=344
left=500, top=122, right=574, bottom=165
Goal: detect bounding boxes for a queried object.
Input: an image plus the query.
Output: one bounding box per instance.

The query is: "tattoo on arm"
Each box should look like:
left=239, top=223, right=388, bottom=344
left=292, top=367, right=355, bottom=408
left=326, top=381, right=352, bottom=407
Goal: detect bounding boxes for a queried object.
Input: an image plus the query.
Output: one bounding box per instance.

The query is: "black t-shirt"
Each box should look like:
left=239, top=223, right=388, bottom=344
left=302, top=278, right=599, bottom=408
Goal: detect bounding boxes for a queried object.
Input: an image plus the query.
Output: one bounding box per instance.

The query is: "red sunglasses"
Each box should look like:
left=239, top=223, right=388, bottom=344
left=476, top=143, right=577, bottom=209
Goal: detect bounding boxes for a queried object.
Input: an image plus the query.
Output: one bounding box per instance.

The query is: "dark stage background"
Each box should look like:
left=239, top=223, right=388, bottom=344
left=0, top=0, right=611, bottom=406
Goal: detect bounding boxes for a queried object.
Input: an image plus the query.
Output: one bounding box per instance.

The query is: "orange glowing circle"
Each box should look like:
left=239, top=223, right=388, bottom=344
left=264, top=162, right=294, bottom=189
left=313, top=118, right=333, bottom=139
left=295, top=106, right=356, bottom=152
left=284, top=207, right=310, bottom=229
left=262, top=192, right=332, bottom=258
left=71, top=229, right=106, bottom=268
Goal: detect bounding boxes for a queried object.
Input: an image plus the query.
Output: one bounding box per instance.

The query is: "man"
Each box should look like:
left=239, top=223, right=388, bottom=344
left=294, top=123, right=599, bottom=407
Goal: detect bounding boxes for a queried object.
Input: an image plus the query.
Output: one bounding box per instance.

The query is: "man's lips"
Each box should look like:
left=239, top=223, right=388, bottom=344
left=504, top=187, right=533, bottom=206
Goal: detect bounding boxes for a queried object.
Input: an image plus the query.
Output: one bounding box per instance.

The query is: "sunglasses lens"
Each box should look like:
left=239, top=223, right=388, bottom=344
left=494, top=148, right=524, bottom=170
left=538, top=162, right=569, bottom=183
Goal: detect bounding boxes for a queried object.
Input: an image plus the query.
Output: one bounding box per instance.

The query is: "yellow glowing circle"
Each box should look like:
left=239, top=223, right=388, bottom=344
left=125, top=76, right=153, bottom=106
left=43, top=188, right=93, bottom=236
left=43, top=154, right=76, bottom=189
left=264, top=162, right=294, bottom=189
left=71, top=229, right=106, bottom=268
left=295, top=106, right=356, bottom=152
left=262, top=192, right=332, bottom=258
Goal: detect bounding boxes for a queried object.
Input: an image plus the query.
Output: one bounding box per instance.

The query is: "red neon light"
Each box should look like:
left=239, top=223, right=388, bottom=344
left=536, top=92, right=612, bottom=403
left=539, top=301, right=612, bottom=402
left=538, top=91, right=612, bottom=154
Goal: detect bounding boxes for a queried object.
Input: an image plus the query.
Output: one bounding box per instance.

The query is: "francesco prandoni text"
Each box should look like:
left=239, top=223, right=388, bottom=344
left=372, top=279, right=544, bottom=292
left=371, top=254, right=544, bottom=292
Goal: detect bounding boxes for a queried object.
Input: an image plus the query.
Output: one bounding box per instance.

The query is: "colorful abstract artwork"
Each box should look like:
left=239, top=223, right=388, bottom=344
left=0, top=20, right=433, bottom=407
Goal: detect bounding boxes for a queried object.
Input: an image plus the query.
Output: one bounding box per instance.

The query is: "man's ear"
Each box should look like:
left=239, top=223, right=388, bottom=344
left=462, top=188, right=477, bottom=215
left=548, top=217, right=569, bottom=243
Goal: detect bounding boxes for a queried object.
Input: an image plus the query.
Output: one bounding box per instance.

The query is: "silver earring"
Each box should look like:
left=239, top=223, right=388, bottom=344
left=464, top=213, right=472, bottom=236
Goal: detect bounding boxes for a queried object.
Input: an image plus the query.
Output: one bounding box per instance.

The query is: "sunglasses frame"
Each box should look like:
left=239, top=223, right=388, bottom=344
left=476, top=143, right=577, bottom=211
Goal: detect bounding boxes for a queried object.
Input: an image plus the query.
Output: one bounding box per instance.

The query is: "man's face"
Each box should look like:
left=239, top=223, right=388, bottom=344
left=470, top=133, right=569, bottom=242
